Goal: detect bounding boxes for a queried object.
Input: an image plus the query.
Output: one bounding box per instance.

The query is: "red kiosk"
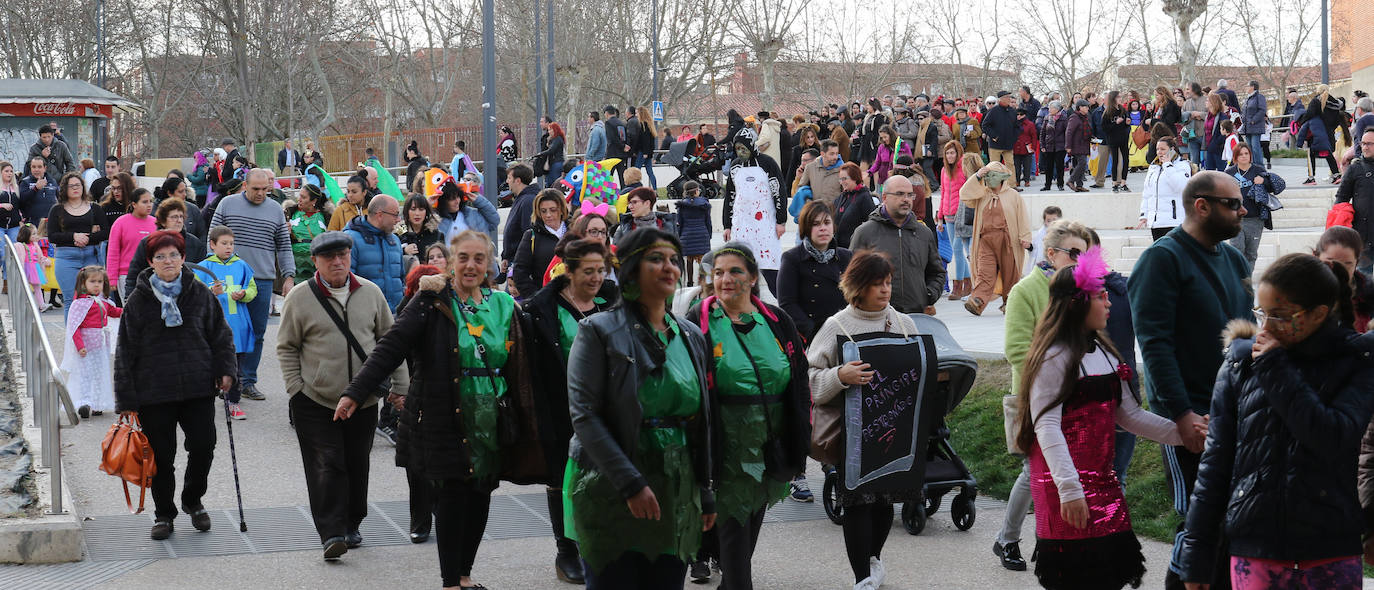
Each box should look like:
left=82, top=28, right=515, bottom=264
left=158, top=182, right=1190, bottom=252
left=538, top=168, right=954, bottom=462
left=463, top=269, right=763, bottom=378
left=0, top=79, right=138, bottom=168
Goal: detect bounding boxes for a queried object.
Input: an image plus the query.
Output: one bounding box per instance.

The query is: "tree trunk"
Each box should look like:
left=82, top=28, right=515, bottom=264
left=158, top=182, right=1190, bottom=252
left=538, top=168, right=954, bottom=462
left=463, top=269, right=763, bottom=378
left=758, top=41, right=782, bottom=111
left=1176, top=19, right=1197, bottom=86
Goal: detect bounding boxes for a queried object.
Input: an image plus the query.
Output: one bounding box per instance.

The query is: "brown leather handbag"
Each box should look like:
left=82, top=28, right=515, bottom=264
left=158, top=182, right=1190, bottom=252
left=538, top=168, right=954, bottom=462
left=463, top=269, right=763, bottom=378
left=810, top=400, right=843, bottom=466
left=99, top=413, right=156, bottom=514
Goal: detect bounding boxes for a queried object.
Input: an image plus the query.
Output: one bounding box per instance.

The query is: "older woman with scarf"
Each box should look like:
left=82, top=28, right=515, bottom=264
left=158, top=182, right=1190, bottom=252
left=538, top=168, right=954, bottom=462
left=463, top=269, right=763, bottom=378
left=563, top=227, right=716, bottom=589
left=526, top=237, right=618, bottom=584
left=342, top=230, right=540, bottom=590
left=686, top=242, right=810, bottom=590
left=960, top=161, right=1032, bottom=316
left=114, top=230, right=236, bottom=540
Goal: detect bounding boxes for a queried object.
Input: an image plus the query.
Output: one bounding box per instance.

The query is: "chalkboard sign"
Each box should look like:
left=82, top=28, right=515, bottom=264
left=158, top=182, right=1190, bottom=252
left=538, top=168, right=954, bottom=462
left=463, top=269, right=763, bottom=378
left=838, top=332, right=938, bottom=493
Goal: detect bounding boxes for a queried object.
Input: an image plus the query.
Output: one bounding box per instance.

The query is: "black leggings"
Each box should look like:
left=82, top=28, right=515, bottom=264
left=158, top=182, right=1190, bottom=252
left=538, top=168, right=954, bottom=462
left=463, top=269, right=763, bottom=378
left=1041, top=151, right=1065, bottom=187
left=841, top=501, right=894, bottom=583
left=1109, top=144, right=1130, bottom=182
left=433, top=479, right=493, bottom=586
left=1309, top=150, right=1339, bottom=177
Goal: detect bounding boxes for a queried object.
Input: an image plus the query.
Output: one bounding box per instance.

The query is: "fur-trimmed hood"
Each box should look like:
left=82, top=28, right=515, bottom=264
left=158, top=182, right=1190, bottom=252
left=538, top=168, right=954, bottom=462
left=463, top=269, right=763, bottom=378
left=1222, top=319, right=1259, bottom=348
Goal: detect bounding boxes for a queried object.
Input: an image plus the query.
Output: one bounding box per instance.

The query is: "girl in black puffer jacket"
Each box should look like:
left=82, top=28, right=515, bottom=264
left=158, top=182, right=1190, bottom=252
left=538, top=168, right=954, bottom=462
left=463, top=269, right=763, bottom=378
left=1180, top=253, right=1374, bottom=589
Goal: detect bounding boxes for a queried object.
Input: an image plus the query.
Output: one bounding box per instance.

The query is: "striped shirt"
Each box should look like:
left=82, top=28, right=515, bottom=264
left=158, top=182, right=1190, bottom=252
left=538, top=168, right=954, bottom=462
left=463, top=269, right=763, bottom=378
left=210, top=193, right=294, bottom=280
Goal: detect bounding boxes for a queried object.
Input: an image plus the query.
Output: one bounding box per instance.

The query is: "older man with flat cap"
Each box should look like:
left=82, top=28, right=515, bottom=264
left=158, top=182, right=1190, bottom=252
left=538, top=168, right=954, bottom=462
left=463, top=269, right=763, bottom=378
left=277, top=231, right=409, bottom=561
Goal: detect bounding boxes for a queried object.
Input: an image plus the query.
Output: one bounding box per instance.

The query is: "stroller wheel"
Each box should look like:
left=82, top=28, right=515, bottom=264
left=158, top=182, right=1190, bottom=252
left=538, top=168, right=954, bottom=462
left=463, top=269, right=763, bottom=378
left=901, top=502, right=927, bottom=535
left=951, top=495, right=976, bottom=531
left=822, top=468, right=844, bottom=525
left=925, top=492, right=944, bottom=516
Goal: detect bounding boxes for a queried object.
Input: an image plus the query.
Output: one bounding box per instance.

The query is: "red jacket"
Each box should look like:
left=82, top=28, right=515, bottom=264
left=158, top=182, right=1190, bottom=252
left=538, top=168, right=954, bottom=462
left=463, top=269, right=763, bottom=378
left=1013, top=118, right=1040, bottom=155
left=71, top=294, right=121, bottom=349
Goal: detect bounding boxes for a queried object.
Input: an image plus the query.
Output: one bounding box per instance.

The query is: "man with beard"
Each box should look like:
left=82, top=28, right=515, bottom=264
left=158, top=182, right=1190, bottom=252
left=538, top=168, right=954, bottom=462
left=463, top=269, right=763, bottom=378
left=1126, top=170, right=1253, bottom=590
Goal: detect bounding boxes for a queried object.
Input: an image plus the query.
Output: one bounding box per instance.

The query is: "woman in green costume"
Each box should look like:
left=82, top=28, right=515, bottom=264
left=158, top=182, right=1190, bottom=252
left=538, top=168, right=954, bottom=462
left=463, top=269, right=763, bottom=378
left=685, top=242, right=812, bottom=590
left=343, top=230, right=541, bottom=590
left=564, top=227, right=717, bottom=588
left=283, top=184, right=331, bottom=282
left=525, top=236, right=618, bottom=584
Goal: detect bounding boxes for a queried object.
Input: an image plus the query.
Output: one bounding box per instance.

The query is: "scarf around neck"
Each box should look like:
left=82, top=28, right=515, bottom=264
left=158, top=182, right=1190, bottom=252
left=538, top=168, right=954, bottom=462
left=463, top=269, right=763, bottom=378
left=803, top=237, right=837, bottom=264
left=149, top=272, right=184, bottom=327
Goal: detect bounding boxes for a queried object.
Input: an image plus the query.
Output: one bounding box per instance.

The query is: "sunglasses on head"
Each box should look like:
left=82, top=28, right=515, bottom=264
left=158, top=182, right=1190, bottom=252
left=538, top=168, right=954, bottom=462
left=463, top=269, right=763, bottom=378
left=1198, top=195, right=1242, bottom=211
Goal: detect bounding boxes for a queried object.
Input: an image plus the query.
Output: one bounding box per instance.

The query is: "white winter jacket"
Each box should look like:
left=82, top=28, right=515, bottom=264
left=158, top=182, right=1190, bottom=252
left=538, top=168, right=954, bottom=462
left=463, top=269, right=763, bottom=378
left=1139, top=158, right=1193, bottom=229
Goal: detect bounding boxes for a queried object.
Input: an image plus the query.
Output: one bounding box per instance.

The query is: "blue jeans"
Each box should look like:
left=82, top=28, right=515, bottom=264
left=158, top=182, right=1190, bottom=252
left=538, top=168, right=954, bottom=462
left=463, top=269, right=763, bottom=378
left=1359, top=244, right=1373, bottom=277
left=240, top=278, right=274, bottom=387
left=1114, top=429, right=1137, bottom=488
left=944, top=221, right=970, bottom=280
left=1205, top=149, right=1224, bottom=171
left=54, top=245, right=102, bottom=320
left=544, top=160, right=564, bottom=189
left=1186, top=137, right=1203, bottom=167
left=636, top=154, right=657, bottom=189
left=0, top=226, right=20, bottom=281
left=1245, top=134, right=1266, bottom=168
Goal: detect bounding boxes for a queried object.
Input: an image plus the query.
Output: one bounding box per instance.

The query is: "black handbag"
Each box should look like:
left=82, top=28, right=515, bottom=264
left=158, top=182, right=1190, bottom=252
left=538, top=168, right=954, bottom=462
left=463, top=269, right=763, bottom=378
left=730, top=322, right=793, bottom=483
left=453, top=298, right=521, bottom=447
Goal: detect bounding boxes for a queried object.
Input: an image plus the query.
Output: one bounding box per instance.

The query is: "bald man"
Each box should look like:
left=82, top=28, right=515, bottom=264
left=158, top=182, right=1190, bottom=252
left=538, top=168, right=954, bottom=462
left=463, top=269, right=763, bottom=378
left=1127, top=170, right=1252, bottom=590
left=848, top=175, right=946, bottom=314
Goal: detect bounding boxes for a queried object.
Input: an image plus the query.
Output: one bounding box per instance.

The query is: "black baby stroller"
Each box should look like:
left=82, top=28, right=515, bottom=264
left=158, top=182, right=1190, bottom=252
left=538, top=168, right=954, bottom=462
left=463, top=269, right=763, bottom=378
left=821, top=313, right=980, bottom=535
left=663, top=138, right=725, bottom=201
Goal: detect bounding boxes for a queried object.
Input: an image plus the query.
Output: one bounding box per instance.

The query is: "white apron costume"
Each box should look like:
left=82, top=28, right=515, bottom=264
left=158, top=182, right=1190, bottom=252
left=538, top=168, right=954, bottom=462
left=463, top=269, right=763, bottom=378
left=728, top=164, right=782, bottom=271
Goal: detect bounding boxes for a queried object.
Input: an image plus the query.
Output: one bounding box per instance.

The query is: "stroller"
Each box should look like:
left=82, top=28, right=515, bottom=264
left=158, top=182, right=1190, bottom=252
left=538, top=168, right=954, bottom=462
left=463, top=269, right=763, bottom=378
left=662, top=138, right=725, bottom=201
left=821, top=313, right=980, bottom=535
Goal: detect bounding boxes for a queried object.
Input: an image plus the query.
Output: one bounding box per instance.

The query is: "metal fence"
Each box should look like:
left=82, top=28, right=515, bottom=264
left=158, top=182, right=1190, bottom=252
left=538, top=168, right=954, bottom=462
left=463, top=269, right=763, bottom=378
left=3, top=235, right=76, bottom=515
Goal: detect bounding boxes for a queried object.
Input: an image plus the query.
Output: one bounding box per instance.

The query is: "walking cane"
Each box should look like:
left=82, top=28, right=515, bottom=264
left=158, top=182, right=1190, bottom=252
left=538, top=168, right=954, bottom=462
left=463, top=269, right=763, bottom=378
left=220, top=387, right=248, bottom=532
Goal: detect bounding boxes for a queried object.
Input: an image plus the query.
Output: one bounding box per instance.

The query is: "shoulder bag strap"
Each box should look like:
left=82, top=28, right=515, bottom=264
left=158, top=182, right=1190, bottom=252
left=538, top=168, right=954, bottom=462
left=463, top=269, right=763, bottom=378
left=451, top=294, right=502, bottom=395
left=306, top=278, right=368, bottom=363
left=729, top=319, right=778, bottom=436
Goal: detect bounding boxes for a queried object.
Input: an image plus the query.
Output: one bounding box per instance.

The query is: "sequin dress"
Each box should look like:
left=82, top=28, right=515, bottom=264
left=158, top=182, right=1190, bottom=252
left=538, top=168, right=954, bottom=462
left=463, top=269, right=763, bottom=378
left=708, top=308, right=790, bottom=527
left=562, top=320, right=704, bottom=573
left=1028, top=345, right=1181, bottom=590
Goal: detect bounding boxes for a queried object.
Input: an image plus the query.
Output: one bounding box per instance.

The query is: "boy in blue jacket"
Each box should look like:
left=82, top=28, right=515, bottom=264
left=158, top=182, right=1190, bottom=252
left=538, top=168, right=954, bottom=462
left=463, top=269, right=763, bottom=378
left=194, top=225, right=257, bottom=420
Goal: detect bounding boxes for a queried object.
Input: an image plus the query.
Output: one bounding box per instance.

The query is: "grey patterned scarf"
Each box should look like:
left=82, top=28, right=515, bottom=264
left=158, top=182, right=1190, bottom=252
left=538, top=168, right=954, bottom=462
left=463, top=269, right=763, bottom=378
left=148, top=272, right=184, bottom=327
left=803, top=238, right=837, bottom=264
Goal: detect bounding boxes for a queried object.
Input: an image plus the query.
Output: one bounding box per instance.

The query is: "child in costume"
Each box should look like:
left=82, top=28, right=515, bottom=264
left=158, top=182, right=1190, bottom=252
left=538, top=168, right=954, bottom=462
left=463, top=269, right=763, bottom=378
left=193, top=226, right=257, bottom=419
left=60, top=265, right=121, bottom=418
left=18, top=224, right=51, bottom=310
left=1014, top=247, right=1203, bottom=590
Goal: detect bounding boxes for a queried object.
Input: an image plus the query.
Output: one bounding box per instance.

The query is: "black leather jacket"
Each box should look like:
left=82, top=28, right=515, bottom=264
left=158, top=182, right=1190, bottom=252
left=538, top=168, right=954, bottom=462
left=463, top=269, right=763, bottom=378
left=566, top=304, right=716, bottom=511
left=1180, top=320, right=1374, bottom=581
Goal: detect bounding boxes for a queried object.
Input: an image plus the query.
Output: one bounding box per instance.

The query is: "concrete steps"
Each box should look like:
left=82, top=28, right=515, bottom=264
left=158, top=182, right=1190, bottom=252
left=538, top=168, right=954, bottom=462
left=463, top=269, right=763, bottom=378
left=1099, top=227, right=1323, bottom=279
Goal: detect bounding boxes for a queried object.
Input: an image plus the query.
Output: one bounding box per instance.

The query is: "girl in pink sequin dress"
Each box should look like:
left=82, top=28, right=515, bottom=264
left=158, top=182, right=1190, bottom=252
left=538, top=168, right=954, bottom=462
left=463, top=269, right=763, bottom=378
left=1013, top=250, right=1198, bottom=590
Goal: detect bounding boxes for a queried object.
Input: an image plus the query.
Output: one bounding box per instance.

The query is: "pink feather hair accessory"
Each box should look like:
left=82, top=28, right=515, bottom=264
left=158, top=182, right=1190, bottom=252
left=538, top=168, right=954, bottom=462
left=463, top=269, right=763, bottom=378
left=1072, top=246, right=1110, bottom=297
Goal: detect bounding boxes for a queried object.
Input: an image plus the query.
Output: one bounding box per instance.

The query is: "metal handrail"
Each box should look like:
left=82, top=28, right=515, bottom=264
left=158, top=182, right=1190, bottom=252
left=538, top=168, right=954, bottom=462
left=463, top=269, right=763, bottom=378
left=2, top=235, right=73, bottom=515
left=269, top=150, right=672, bottom=183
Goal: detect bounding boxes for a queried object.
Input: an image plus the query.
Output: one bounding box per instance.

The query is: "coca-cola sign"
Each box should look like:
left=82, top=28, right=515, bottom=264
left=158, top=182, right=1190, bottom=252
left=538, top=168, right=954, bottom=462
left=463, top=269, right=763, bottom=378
left=32, top=102, right=77, bottom=116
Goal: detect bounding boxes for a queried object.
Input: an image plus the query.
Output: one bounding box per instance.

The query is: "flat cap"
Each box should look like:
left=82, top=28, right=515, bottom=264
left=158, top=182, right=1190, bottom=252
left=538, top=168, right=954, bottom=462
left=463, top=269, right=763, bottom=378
left=311, top=231, right=353, bottom=256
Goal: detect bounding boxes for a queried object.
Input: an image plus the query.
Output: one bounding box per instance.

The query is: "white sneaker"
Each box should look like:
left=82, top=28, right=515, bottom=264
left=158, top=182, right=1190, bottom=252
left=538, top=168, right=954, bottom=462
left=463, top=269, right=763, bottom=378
left=854, top=576, right=879, bottom=590
left=869, top=557, right=886, bottom=587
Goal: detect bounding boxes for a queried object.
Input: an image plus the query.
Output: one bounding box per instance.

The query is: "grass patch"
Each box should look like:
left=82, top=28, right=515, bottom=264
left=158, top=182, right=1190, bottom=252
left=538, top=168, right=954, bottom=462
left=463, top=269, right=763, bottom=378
left=946, top=359, right=1179, bottom=544
left=1270, top=148, right=1307, bottom=160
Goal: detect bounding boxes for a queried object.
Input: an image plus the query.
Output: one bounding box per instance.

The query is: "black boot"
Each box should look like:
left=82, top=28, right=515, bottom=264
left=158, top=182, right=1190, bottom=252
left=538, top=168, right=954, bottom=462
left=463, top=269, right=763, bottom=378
left=547, top=489, right=584, bottom=584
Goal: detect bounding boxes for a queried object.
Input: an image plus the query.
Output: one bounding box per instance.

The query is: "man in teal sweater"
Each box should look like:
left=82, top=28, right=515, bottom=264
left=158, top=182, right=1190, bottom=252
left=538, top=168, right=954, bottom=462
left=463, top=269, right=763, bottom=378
left=1127, top=170, right=1253, bottom=590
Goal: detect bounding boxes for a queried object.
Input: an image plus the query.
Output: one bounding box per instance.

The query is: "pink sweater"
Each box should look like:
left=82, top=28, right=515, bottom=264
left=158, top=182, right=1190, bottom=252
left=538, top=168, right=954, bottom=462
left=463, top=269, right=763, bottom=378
left=939, top=166, right=968, bottom=218
left=106, top=214, right=157, bottom=279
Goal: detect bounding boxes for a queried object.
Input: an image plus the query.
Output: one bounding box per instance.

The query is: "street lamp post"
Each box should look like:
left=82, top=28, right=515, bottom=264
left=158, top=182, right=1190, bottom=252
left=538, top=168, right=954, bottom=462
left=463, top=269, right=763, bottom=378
left=482, top=0, right=498, bottom=207
left=545, top=0, right=554, bottom=120
left=651, top=0, right=659, bottom=105
left=1321, top=0, right=1329, bottom=84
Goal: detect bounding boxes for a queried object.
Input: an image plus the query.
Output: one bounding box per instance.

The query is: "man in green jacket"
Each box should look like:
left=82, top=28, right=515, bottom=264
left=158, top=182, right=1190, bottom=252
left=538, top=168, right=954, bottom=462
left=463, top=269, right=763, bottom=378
left=1127, top=171, right=1253, bottom=590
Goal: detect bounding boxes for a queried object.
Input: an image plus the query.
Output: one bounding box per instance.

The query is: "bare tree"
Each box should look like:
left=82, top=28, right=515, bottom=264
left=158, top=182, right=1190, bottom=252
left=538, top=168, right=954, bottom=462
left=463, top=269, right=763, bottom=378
left=1019, top=0, right=1131, bottom=97
left=727, top=0, right=805, bottom=110
left=1223, top=0, right=1319, bottom=96
left=1162, top=0, right=1208, bottom=86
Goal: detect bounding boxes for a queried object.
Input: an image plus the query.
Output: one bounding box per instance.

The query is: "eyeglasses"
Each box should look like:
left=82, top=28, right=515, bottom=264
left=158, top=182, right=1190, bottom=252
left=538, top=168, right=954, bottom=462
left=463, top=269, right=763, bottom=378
left=1198, top=195, right=1242, bottom=211
left=1050, top=247, right=1082, bottom=260
left=585, top=228, right=608, bottom=236
left=152, top=252, right=183, bottom=262
left=886, top=190, right=914, bottom=197
left=1252, top=307, right=1303, bottom=331
left=374, top=209, right=399, bottom=218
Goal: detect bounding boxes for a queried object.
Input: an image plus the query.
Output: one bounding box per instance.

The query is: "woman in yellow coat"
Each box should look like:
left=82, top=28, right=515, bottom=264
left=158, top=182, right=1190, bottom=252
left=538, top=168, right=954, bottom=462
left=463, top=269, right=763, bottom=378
left=958, top=159, right=1031, bottom=316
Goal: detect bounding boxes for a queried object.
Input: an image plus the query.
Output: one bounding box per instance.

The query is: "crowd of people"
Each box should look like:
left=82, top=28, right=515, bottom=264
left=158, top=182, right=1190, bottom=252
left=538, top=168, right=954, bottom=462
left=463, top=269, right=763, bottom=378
left=6, top=75, right=1374, bottom=590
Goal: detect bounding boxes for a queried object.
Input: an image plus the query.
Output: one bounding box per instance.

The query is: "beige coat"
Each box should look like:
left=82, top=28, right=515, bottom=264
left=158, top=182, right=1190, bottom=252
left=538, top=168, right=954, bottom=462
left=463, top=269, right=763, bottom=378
left=277, top=273, right=409, bottom=409
left=959, top=163, right=1032, bottom=283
